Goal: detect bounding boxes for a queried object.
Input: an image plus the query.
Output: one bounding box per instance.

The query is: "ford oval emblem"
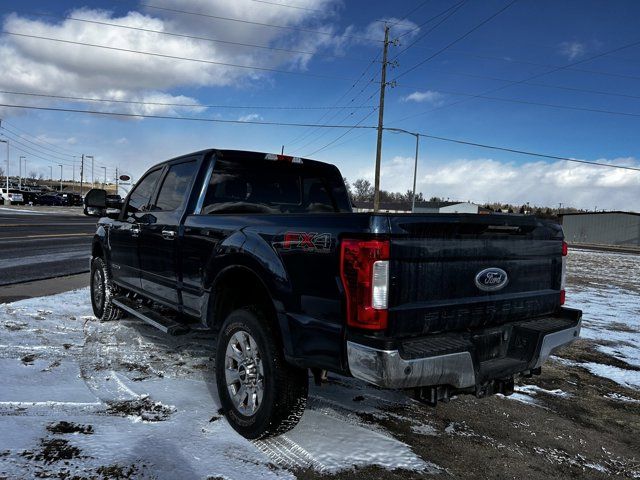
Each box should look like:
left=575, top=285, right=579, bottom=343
left=475, top=267, right=509, bottom=292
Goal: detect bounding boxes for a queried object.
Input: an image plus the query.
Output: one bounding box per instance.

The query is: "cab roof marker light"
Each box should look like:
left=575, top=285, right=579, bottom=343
left=265, top=153, right=303, bottom=164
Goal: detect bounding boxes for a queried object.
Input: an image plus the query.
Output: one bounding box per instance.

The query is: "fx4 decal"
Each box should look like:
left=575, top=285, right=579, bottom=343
left=274, top=231, right=334, bottom=253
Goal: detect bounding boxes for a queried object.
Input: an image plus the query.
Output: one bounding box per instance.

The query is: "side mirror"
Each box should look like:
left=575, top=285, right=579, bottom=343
left=83, top=189, right=107, bottom=217
left=85, top=189, right=107, bottom=208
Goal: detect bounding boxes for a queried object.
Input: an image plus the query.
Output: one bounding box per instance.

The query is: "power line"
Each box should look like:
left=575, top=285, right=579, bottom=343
left=394, top=85, right=640, bottom=119
left=391, top=37, right=640, bottom=124
left=1, top=120, right=81, bottom=157
left=411, top=71, right=640, bottom=101
left=0, top=102, right=380, bottom=129
left=1, top=122, right=112, bottom=172
left=289, top=76, right=381, bottom=153
left=0, top=132, right=76, bottom=168
left=138, top=2, right=383, bottom=43
left=2, top=100, right=637, bottom=172
left=393, top=0, right=519, bottom=81
left=242, top=0, right=326, bottom=13
left=0, top=89, right=375, bottom=110
left=304, top=107, right=379, bottom=156
left=284, top=52, right=382, bottom=148
left=411, top=47, right=640, bottom=83
left=0, top=126, right=77, bottom=161
left=395, top=0, right=467, bottom=46
left=407, top=131, right=640, bottom=172
left=16, top=11, right=367, bottom=63
left=2, top=31, right=359, bottom=82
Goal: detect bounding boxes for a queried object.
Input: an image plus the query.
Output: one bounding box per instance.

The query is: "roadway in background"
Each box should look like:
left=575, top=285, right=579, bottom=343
left=0, top=207, right=96, bottom=286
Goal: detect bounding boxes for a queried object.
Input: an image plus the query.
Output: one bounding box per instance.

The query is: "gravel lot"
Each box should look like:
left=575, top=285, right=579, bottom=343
left=0, top=249, right=638, bottom=479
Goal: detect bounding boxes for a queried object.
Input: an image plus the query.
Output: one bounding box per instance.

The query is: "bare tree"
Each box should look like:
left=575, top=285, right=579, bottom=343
left=38, top=173, right=44, bottom=181
left=0, top=166, right=4, bottom=178
left=352, top=178, right=374, bottom=202
left=29, top=170, right=38, bottom=180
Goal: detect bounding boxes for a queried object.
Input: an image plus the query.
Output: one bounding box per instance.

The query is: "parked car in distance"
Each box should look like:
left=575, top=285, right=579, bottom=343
left=19, top=189, right=40, bottom=205
left=84, top=149, right=582, bottom=440
left=106, top=194, right=122, bottom=208
left=0, top=188, right=24, bottom=205
left=35, top=193, right=65, bottom=206
left=61, top=192, right=83, bottom=206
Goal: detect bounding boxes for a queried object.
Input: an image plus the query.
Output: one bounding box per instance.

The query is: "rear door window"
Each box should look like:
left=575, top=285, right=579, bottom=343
left=152, top=160, right=198, bottom=211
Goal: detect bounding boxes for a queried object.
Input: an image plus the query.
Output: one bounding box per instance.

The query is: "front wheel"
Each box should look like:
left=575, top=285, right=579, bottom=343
left=90, top=257, right=124, bottom=322
left=216, top=307, right=308, bottom=439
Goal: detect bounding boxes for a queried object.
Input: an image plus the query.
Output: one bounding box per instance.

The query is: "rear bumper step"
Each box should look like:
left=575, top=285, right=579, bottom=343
left=347, top=308, right=581, bottom=390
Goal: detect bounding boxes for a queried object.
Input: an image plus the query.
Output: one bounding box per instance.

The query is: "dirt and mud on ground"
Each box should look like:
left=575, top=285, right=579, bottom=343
left=0, top=248, right=638, bottom=479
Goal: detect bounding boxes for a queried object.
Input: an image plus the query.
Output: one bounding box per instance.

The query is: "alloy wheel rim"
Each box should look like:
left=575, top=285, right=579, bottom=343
left=225, top=330, right=264, bottom=416
left=92, top=268, right=104, bottom=310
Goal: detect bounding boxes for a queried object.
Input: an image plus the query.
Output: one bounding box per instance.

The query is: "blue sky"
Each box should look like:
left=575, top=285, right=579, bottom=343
left=1, top=0, right=639, bottom=210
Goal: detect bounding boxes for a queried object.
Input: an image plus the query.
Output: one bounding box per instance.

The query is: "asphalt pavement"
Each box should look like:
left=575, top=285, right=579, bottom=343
left=0, top=207, right=97, bottom=286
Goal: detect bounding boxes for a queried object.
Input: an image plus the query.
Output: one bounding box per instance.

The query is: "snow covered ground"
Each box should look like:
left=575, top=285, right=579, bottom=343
left=0, top=290, right=438, bottom=479
left=0, top=247, right=638, bottom=479
left=565, top=249, right=640, bottom=390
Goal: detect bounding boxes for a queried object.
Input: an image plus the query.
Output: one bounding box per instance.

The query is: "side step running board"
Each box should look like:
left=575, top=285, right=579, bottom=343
left=112, top=296, right=190, bottom=335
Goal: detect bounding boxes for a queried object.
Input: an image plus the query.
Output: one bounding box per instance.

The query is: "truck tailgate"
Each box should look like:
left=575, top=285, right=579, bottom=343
left=387, top=214, right=564, bottom=337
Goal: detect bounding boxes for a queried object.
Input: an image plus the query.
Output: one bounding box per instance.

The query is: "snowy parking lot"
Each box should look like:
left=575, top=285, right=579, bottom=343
left=1, top=249, right=639, bottom=479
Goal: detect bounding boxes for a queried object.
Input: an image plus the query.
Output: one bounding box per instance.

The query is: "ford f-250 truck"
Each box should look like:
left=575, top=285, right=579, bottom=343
left=83, top=149, right=582, bottom=439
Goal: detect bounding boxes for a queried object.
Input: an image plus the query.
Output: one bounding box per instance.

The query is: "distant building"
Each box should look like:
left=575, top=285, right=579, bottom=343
left=353, top=200, right=486, bottom=214
left=560, top=212, right=640, bottom=247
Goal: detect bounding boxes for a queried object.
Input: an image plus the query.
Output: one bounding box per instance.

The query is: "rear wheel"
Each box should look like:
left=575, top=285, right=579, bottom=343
left=90, top=257, right=124, bottom=322
left=216, top=307, right=308, bottom=439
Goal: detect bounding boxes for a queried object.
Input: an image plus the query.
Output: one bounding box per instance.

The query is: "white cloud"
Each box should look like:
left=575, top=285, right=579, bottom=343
left=348, top=156, right=640, bottom=211
left=559, top=41, right=586, bottom=61
left=401, top=90, right=444, bottom=105
left=0, top=0, right=344, bottom=117
left=238, top=113, right=262, bottom=122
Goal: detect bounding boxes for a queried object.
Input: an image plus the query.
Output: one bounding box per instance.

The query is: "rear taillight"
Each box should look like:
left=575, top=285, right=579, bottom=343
left=560, top=241, right=568, bottom=305
left=340, top=239, right=390, bottom=330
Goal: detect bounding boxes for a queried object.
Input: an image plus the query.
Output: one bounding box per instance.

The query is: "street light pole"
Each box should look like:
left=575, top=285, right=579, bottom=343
left=411, top=133, right=420, bottom=213
left=385, top=128, right=422, bottom=213
left=58, top=164, right=63, bottom=192
left=19, top=155, right=25, bottom=190
left=49, top=165, right=53, bottom=182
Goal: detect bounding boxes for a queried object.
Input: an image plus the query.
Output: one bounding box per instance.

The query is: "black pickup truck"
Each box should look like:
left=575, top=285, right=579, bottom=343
left=84, top=149, right=582, bottom=439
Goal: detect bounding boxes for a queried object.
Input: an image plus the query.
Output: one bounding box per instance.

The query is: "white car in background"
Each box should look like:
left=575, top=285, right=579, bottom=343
left=0, top=188, right=24, bottom=205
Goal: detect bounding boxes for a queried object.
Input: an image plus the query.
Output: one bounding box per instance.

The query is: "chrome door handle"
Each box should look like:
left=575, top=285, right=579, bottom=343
left=162, top=230, right=177, bottom=240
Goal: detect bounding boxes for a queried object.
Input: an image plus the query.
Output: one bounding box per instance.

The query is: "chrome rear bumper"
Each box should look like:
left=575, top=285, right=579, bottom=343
left=347, top=319, right=581, bottom=390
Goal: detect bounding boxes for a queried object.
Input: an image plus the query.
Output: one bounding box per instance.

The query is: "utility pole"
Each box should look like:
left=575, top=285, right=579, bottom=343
left=49, top=165, right=52, bottom=181
left=0, top=139, right=8, bottom=195
left=72, top=162, right=76, bottom=193
left=80, top=154, right=84, bottom=196
left=115, top=167, right=119, bottom=196
left=101, top=166, right=106, bottom=188
left=58, top=164, right=63, bottom=192
left=373, top=25, right=391, bottom=212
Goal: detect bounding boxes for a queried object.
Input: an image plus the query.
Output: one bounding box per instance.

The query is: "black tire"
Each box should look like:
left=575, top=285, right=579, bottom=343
left=90, top=256, right=124, bottom=322
left=216, top=307, right=308, bottom=439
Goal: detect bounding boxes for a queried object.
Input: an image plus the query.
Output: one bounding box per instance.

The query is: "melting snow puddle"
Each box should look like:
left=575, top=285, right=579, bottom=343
left=0, top=289, right=437, bottom=478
